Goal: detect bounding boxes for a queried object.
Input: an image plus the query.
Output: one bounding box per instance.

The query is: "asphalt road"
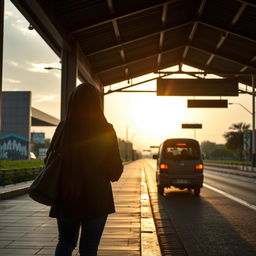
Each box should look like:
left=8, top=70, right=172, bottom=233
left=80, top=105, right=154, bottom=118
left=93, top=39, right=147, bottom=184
left=145, top=159, right=256, bottom=256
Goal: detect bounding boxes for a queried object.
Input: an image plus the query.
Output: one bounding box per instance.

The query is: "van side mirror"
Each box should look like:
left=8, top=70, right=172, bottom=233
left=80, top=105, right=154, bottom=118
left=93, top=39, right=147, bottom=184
left=153, top=154, right=158, bottom=159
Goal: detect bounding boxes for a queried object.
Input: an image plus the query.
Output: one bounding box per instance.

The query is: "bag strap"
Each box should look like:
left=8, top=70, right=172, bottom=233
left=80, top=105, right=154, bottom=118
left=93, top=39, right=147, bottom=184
left=44, top=121, right=65, bottom=163
left=52, top=121, right=65, bottom=150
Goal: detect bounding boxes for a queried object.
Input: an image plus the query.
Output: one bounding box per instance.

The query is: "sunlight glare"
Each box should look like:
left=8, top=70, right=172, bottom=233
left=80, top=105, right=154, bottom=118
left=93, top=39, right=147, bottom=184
left=131, top=93, right=187, bottom=141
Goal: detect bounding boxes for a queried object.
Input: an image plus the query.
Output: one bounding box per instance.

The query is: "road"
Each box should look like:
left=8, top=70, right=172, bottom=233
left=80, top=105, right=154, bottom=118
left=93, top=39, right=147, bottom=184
left=144, top=159, right=256, bottom=256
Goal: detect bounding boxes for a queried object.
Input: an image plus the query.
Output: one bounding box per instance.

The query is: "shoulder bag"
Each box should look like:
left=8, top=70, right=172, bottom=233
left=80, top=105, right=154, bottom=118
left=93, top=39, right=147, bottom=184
left=28, top=122, right=64, bottom=206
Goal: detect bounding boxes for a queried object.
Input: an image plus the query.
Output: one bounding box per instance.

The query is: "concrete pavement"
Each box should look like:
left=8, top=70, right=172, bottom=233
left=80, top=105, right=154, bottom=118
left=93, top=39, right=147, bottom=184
left=0, top=160, right=160, bottom=256
left=2, top=159, right=254, bottom=255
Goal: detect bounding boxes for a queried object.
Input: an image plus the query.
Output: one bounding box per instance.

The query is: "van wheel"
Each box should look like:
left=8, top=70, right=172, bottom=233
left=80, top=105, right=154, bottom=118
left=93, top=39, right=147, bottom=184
left=157, top=185, right=164, bottom=195
left=194, top=187, right=201, bottom=196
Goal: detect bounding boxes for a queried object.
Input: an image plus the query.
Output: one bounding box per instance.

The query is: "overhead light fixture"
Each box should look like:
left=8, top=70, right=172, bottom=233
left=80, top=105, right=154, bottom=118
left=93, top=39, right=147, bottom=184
left=28, top=24, right=34, bottom=30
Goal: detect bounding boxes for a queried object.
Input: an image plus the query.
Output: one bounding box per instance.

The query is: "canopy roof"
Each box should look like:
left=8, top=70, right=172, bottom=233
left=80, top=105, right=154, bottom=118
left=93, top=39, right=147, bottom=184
left=12, top=0, right=256, bottom=88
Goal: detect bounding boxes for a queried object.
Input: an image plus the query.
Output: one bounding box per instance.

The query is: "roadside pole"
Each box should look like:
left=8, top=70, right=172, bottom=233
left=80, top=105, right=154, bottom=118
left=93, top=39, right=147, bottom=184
left=252, top=74, right=255, bottom=168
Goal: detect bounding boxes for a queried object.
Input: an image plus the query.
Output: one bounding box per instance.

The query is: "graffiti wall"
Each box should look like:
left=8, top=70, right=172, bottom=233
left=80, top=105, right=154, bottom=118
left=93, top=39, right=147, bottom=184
left=0, top=134, right=29, bottom=160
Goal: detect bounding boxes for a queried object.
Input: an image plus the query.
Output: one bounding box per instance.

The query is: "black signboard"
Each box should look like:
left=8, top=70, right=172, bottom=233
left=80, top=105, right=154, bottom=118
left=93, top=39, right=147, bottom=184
left=187, top=99, right=228, bottom=108
left=182, top=123, right=202, bottom=129
left=157, top=78, right=238, bottom=96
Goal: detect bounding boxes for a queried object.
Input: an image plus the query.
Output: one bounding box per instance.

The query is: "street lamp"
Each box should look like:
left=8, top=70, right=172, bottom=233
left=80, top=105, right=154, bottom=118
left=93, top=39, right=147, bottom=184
left=228, top=102, right=252, bottom=115
left=44, top=67, right=61, bottom=71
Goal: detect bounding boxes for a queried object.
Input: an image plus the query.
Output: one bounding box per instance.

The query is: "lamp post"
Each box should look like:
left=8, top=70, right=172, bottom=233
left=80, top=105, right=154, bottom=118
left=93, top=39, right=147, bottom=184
left=228, top=103, right=252, bottom=115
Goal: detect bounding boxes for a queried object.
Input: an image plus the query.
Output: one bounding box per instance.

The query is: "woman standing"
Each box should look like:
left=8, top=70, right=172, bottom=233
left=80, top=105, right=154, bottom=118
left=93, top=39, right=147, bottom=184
left=49, top=83, right=123, bottom=256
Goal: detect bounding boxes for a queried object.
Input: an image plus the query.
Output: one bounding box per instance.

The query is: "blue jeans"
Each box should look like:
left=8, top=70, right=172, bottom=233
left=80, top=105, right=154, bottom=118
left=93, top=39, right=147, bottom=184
left=55, top=216, right=107, bottom=256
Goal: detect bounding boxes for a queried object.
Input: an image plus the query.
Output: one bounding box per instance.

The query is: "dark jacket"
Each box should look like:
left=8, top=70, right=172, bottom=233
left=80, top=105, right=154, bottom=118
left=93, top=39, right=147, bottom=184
left=49, top=121, right=123, bottom=220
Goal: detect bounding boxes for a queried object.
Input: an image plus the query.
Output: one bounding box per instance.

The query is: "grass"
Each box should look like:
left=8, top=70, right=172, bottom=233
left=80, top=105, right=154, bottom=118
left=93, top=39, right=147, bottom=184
left=0, top=160, right=44, bottom=185
left=0, top=160, right=44, bottom=170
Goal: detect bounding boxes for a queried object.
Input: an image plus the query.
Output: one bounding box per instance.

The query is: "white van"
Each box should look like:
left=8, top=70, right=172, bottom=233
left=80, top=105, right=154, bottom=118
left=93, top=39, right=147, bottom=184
left=153, top=138, right=204, bottom=196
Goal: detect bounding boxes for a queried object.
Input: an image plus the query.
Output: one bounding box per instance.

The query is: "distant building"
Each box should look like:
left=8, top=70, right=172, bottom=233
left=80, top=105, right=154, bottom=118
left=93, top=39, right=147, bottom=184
left=0, top=134, right=29, bottom=160
left=0, top=91, right=59, bottom=160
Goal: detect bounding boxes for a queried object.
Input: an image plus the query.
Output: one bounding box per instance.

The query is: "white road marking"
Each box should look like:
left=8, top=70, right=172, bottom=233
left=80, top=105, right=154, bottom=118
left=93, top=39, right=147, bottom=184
left=204, top=183, right=256, bottom=211
left=147, top=160, right=256, bottom=211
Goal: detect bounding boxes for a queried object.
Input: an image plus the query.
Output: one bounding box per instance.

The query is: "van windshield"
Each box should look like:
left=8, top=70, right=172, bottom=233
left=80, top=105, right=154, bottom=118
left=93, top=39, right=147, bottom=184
left=163, top=142, right=200, bottom=160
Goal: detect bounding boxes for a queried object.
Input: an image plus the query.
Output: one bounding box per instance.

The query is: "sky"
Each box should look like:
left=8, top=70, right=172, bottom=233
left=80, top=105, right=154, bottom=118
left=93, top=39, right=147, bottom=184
left=2, top=0, right=253, bottom=151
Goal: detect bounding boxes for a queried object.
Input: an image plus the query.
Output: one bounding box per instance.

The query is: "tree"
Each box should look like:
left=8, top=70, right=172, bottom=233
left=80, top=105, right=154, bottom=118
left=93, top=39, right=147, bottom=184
left=201, top=141, right=216, bottom=158
left=210, top=144, right=235, bottom=160
left=201, top=141, right=235, bottom=160
left=223, top=122, right=250, bottom=160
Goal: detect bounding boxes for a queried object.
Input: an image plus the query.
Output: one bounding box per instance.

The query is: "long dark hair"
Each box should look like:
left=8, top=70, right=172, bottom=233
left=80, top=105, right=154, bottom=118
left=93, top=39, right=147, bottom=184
left=64, top=83, right=106, bottom=136
left=60, top=83, right=108, bottom=199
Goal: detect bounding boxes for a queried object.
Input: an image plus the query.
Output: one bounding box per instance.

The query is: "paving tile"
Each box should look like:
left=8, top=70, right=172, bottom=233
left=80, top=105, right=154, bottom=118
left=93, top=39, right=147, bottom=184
left=0, top=248, right=40, bottom=255
left=98, top=251, right=140, bottom=256
left=0, top=162, right=142, bottom=255
left=6, top=240, right=56, bottom=248
left=0, top=240, right=13, bottom=248
left=34, top=247, right=56, bottom=255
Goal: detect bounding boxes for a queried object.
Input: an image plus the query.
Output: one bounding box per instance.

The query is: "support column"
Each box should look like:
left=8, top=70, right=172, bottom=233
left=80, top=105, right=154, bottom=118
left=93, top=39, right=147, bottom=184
left=100, top=86, right=104, bottom=111
left=61, top=42, right=78, bottom=120
left=252, top=74, right=256, bottom=167
left=0, top=0, right=4, bottom=135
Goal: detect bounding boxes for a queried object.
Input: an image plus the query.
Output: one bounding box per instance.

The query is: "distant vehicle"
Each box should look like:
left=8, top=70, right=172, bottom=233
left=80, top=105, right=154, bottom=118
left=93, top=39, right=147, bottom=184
left=30, top=152, right=37, bottom=160
left=153, top=138, right=204, bottom=196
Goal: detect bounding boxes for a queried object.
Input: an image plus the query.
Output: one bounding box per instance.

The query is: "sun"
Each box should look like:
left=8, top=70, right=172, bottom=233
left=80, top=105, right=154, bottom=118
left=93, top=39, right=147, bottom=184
left=131, top=94, right=188, bottom=140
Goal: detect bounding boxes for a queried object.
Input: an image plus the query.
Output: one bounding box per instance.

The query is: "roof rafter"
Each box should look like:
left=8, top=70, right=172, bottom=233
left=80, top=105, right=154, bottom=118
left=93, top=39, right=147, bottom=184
left=184, top=60, right=252, bottom=88
left=106, top=0, right=114, bottom=14
left=241, top=55, right=256, bottom=72
left=93, top=33, right=256, bottom=77
left=96, top=45, right=184, bottom=74
left=206, top=1, right=247, bottom=67
left=103, top=60, right=180, bottom=87
left=86, top=22, right=191, bottom=56
left=84, top=18, right=256, bottom=58
left=157, top=2, right=169, bottom=67
left=106, top=0, right=129, bottom=79
left=231, top=2, right=247, bottom=25
left=189, top=44, right=256, bottom=70
left=251, top=56, right=256, bottom=62
left=181, top=0, right=206, bottom=66
left=72, top=0, right=178, bottom=34
left=198, top=20, right=256, bottom=44
left=235, top=0, right=255, bottom=8
left=181, top=21, right=197, bottom=64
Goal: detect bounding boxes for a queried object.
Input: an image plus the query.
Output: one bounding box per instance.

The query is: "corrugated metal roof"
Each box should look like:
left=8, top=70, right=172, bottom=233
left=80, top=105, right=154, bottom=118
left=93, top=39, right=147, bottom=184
left=11, top=0, right=256, bottom=88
